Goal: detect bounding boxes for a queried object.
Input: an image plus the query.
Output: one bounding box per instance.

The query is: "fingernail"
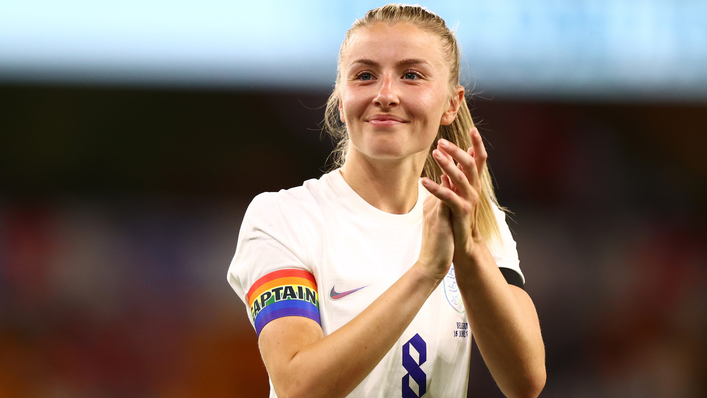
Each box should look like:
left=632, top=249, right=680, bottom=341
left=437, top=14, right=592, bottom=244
left=438, top=139, right=449, bottom=147
left=433, top=150, right=443, bottom=159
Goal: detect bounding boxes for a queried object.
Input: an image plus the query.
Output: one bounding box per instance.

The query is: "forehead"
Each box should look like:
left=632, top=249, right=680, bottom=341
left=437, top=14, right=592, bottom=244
left=342, top=22, right=447, bottom=69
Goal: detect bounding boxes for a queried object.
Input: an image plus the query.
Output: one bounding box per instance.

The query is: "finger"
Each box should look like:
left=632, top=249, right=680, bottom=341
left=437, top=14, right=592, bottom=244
left=438, top=138, right=472, bottom=167
left=436, top=140, right=477, bottom=195
left=433, top=148, right=470, bottom=196
left=441, top=174, right=452, bottom=190
left=438, top=139, right=475, bottom=182
left=421, top=175, right=471, bottom=217
left=438, top=146, right=457, bottom=192
left=463, top=145, right=480, bottom=190
left=441, top=134, right=480, bottom=190
left=470, top=128, right=487, bottom=177
left=439, top=143, right=454, bottom=163
left=446, top=174, right=459, bottom=193
left=422, top=182, right=453, bottom=221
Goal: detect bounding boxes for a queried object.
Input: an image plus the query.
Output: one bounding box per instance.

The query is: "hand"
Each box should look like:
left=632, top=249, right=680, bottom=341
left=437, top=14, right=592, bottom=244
left=417, top=192, right=454, bottom=281
left=421, top=128, right=487, bottom=257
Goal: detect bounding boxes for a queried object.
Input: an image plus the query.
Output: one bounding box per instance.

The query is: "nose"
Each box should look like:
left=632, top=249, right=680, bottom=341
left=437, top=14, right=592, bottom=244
left=373, top=74, right=398, bottom=108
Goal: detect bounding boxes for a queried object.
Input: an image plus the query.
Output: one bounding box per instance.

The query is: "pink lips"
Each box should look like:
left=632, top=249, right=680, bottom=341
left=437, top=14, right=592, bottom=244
left=367, top=114, right=406, bottom=127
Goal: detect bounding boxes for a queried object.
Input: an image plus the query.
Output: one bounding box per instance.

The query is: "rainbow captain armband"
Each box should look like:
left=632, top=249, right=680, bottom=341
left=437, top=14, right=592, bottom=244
left=246, top=269, right=320, bottom=336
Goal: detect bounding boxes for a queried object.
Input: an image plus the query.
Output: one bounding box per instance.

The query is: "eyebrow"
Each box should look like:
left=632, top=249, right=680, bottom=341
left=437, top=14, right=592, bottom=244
left=350, top=58, right=430, bottom=68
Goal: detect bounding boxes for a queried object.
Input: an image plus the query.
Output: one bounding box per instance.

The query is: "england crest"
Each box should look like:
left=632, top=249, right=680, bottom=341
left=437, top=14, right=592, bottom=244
left=443, top=265, right=465, bottom=313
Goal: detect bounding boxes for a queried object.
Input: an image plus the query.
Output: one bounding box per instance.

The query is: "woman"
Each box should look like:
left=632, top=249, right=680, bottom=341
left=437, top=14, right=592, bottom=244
left=228, top=4, right=545, bottom=398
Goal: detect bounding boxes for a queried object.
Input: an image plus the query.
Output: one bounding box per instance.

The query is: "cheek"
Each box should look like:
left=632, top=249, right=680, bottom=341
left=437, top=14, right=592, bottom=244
left=414, top=91, right=449, bottom=123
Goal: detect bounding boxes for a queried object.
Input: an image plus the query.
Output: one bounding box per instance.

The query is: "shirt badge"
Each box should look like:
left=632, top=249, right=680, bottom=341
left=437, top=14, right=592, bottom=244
left=443, top=265, right=465, bottom=313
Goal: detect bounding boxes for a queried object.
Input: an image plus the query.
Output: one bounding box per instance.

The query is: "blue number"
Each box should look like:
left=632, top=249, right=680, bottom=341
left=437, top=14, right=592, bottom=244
left=402, top=333, right=427, bottom=398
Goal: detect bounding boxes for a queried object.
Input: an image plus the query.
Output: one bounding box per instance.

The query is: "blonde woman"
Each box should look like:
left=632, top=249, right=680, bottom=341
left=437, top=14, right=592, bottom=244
left=228, top=4, right=545, bottom=398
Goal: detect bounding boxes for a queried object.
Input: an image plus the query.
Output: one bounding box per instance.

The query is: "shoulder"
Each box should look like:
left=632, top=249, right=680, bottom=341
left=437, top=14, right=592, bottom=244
left=228, top=176, right=330, bottom=309
left=247, top=182, right=317, bottom=214
left=238, top=174, right=336, bottom=262
left=488, top=203, right=525, bottom=285
left=243, top=176, right=326, bottom=230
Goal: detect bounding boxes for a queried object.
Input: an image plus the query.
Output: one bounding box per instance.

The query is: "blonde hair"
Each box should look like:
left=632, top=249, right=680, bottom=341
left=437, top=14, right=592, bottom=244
left=324, top=4, right=505, bottom=243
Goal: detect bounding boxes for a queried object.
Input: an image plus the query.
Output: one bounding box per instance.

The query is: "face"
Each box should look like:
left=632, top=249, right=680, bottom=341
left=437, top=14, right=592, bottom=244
left=338, top=22, right=463, bottom=164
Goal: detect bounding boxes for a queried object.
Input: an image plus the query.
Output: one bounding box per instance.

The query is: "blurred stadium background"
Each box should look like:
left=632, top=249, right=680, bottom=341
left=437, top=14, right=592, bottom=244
left=1, top=1, right=706, bottom=397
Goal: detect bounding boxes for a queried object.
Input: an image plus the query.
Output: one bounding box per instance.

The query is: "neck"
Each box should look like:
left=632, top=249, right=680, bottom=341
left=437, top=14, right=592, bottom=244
left=340, top=149, right=426, bottom=214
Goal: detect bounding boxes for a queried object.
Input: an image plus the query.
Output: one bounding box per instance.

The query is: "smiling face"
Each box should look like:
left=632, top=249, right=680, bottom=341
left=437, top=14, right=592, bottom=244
left=337, top=22, right=463, bottom=166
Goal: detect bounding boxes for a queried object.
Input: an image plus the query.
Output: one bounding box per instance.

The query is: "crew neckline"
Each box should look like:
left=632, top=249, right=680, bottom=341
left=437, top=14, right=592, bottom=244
left=325, top=169, right=426, bottom=229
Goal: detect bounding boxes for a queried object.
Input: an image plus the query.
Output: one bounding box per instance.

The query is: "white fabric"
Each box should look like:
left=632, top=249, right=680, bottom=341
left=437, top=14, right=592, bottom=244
left=227, top=169, right=523, bottom=398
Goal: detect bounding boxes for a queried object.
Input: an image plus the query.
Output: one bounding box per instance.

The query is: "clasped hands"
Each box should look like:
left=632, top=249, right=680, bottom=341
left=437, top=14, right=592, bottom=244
left=419, top=128, right=487, bottom=279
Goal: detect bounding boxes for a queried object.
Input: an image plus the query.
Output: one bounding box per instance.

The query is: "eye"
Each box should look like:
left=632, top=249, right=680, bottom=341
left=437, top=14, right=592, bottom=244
left=403, top=71, right=421, bottom=80
left=356, top=72, right=375, bottom=81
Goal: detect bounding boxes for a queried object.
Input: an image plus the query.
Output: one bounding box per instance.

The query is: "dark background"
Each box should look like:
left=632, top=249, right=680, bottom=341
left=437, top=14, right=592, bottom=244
left=1, top=83, right=706, bottom=397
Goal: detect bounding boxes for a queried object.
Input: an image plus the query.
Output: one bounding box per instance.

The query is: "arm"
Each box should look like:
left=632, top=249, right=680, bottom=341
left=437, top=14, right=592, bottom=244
left=259, top=262, right=437, bottom=398
left=454, top=243, right=546, bottom=398
left=421, top=128, right=546, bottom=398
left=258, top=193, right=456, bottom=398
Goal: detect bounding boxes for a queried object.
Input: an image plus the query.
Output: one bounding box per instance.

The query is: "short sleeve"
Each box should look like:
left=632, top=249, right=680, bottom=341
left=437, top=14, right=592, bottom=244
left=488, top=204, right=525, bottom=288
left=227, top=192, right=321, bottom=336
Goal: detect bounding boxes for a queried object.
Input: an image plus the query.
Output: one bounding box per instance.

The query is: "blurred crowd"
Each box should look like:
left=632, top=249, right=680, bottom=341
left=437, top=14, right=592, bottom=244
left=1, top=94, right=705, bottom=397
left=0, top=199, right=269, bottom=397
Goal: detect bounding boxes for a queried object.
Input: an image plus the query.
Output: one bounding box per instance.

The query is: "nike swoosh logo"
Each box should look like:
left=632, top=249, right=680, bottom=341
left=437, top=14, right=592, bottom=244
left=330, top=285, right=367, bottom=300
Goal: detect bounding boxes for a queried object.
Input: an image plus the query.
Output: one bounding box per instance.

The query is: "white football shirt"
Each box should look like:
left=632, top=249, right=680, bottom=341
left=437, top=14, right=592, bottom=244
left=228, top=170, right=523, bottom=398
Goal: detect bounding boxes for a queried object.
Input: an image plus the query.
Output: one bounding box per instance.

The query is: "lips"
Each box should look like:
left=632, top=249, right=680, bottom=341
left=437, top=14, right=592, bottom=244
left=366, top=114, right=406, bottom=127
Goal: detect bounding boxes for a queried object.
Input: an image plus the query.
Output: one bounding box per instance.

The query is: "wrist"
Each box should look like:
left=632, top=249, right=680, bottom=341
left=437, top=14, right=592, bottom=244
left=455, top=233, right=484, bottom=259
left=412, top=260, right=447, bottom=287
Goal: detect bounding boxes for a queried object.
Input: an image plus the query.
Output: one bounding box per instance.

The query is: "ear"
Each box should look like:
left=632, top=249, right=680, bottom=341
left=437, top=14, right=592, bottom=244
left=338, top=97, right=346, bottom=124
left=440, top=86, right=465, bottom=126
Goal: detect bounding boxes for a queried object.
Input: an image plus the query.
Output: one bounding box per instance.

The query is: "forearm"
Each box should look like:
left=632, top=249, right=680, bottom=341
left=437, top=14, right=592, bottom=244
left=455, top=242, right=546, bottom=398
left=259, top=261, right=442, bottom=398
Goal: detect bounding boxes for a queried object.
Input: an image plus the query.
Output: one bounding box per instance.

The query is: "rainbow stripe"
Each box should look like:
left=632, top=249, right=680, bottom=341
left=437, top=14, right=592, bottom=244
left=247, top=269, right=320, bottom=336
